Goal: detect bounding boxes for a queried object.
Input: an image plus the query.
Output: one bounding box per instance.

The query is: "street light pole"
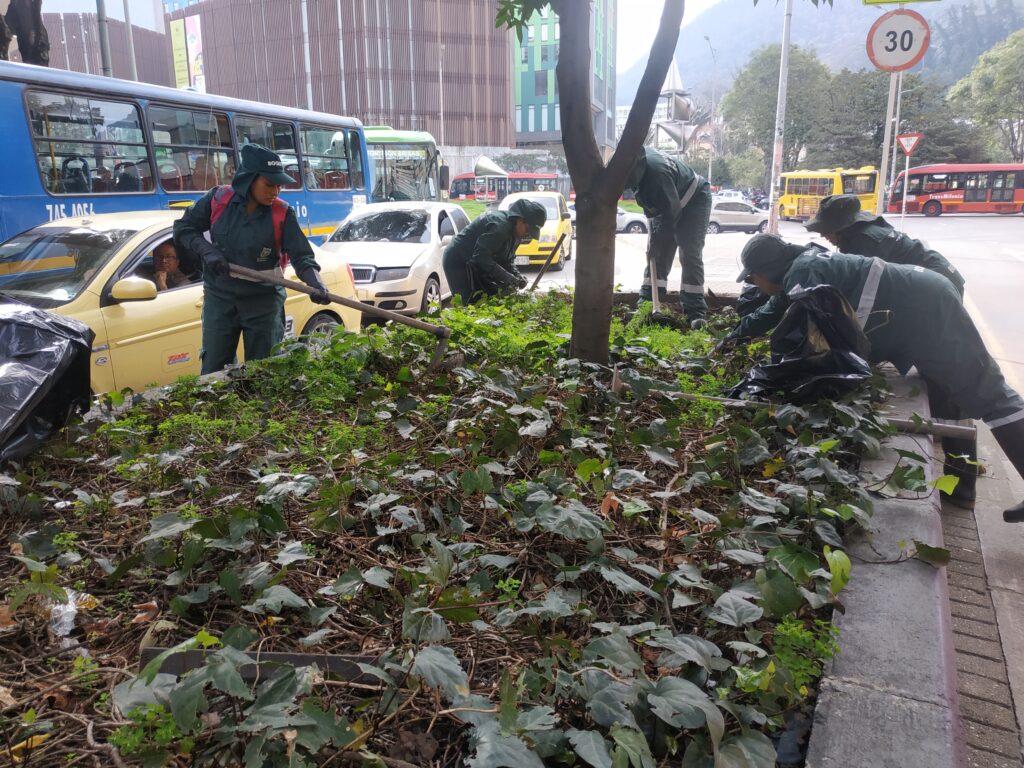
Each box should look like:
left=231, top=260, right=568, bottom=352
left=96, top=0, right=112, bottom=77
left=888, top=70, right=904, bottom=192
left=122, top=0, right=138, bottom=80
left=767, top=0, right=794, bottom=235
left=436, top=0, right=445, bottom=148
left=704, top=35, right=717, bottom=188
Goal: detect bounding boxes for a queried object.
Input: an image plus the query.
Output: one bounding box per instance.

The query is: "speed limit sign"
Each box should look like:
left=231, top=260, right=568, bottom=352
left=866, top=9, right=931, bottom=71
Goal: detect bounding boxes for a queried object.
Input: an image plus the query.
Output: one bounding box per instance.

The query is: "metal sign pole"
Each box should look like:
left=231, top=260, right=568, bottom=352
left=900, top=151, right=911, bottom=230
left=876, top=72, right=898, bottom=216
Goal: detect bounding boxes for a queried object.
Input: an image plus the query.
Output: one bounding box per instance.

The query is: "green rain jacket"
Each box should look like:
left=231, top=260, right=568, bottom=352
left=442, top=210, right=523, bottom=291
left=628, top=147, right=703, bottom=219
left=837, top=217, right=964, bottom=295
left=173, top=172, right=320, bottom=301
left=730, top=247, right=1014, bottom=419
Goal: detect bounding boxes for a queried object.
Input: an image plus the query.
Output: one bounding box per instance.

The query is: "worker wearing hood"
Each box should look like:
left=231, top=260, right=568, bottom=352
left=723, top=234, right=1024, bottom=522
left=624, top=147, right=712, bottom=326
left=174, top=144, right=331, bottom=375
left=442, top=198, right=546, bottom=304
left=805, top=194, right=964, bottom=296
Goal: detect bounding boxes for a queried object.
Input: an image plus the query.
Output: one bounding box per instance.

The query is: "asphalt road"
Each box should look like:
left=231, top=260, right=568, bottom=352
left=537, top=214, right=1024, bottom=390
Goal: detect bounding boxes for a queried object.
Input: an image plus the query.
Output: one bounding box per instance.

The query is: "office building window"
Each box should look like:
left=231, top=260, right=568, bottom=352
left=528, top=105, right=535, bottom=133
left=541, top=23, right=549, bottom=43
left=535, top=70, right=547, bottom=98
left=541, top=46, right=549, bottom=66
left=554, top=103, right=560, bottom=132
left=520, top=47, right=528, bottom=64
left=526, top=26, right=533, bottom=42
left=555, top=22, right=560, bottom=40
left=533, top=105, right=541, bottom=132
left=516, top=107, right=523, bottom=132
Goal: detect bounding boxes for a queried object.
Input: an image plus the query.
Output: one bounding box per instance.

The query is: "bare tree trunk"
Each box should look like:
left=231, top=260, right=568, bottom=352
left=554, top=0, right=685, bottom=364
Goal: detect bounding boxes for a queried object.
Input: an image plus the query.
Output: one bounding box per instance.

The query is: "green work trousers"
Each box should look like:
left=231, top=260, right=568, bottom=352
left=640, top=186, right=712, bottom=319
left=200, top=288, right=285, bottom=374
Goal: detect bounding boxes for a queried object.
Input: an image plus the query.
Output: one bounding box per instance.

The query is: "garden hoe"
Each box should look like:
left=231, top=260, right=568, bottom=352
left=527, top=232, right=568, bottom=291
left=229, top=265, right=452, bottom=370
left=641, top=252, right=690, bottom=332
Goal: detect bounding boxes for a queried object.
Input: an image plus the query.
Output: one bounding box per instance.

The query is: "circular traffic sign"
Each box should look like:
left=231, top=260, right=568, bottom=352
left=866, top=9, right=931, bottom=72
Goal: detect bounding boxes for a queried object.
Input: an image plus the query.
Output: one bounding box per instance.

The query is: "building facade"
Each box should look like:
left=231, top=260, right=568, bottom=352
left=165, top=0, right=514, bottom=149
left=513, top=0, right=616, bottom=157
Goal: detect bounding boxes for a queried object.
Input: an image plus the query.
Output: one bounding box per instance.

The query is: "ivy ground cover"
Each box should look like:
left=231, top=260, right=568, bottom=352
left=0, top=293, right=891, bottom=767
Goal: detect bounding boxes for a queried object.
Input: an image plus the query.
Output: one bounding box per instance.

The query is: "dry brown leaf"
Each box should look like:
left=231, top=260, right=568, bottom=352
left=0, top=684, right=15, bottom=708
left=9, top=542, right=23, bottom=556
left=599, top=492, right=619, bottom=517
left=640, top=538, right=667, bottom=551
left=0, top=604, right=16, bottom=629
left=83, top=616, right=121, bottom=636
left=131, top=601, right=159, bottom=624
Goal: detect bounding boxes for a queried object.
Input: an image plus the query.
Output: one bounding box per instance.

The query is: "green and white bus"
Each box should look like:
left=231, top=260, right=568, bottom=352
left=362, top=126, right=449, bottom=202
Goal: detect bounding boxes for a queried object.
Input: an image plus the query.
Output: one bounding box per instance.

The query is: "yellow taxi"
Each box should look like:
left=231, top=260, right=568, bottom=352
left=497, top=191, right=573, bottom=271
left=0, top=211, right=360, bottom=394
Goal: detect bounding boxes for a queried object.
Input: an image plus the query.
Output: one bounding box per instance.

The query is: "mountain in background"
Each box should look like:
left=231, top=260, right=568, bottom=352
left=616, top=0, right=1024, bottom=105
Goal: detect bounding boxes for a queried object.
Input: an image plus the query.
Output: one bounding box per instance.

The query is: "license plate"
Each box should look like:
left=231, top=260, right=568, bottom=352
left=284, top=316, right=295, bottom=338
left=515, top=256, right=530, bottom=266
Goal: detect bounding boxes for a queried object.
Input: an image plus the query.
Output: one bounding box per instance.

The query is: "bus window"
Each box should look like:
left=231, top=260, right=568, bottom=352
left=841, top=174, right=876, bottom=195
left=964, top=173, right=989, bottom=202
left=148, top=106, right=232, bottom=193
left=991, top=172, right=1016, bottom=202
left=27, top=90, right=153, bottom=195
left=347, top=130, right=365, bottom=189
left=300, top=125, right=350, bottom=190
left=234, top=116, right=301, bottom=189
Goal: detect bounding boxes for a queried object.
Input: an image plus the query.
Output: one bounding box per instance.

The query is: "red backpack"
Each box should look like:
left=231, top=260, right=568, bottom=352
left=209, top=185, right=290, bottom=268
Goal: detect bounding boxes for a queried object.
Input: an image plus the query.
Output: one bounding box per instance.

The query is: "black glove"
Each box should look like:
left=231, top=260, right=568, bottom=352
left=516, top=273, right=528, bottom=290
left=198, top=241, right=229, bottom=278
left=299, top=267, right=331, bottom=305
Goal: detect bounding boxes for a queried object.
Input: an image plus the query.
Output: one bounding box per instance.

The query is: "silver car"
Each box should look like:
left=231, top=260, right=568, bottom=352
left=707, top=200, right=769, bottom=234
left=568, top=203, right=648, bottom=235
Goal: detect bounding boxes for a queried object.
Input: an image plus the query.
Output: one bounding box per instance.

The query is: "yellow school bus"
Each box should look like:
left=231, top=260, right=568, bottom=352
left=778, top=167, right=879, bottom=221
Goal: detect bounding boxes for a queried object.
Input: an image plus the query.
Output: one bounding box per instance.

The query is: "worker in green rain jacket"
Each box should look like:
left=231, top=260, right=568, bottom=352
left=442, top=198, right=547, bottom=304
left=625, top=147, right=713, bottom=326
left=805, top=194, right=965, bottom=296
left=723, top=233, right=1024, bottom=523
left=174, top=144, right=331, bottom=375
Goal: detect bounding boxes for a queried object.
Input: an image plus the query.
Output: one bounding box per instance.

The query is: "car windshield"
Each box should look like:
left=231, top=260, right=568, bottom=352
left=506, top=197, right=559, bottom=219
left=330, top=210, right=430, bottom=244
left=0, top=226, right=136, bottom=308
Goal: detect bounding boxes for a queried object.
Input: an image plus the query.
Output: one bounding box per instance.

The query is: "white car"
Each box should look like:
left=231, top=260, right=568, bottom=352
left=321, top=202, right=470, bottom=315
left=568, top=203, right=648, bottom=235
left=713, top=189, right=749, bottom=204
left=707, top=200, right=770, bottom=234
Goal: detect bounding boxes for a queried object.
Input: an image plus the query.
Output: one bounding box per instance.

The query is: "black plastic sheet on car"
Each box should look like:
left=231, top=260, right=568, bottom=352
left=0, top=303, right=94, bottom=463
left=730, top=285, right=872, bottom=402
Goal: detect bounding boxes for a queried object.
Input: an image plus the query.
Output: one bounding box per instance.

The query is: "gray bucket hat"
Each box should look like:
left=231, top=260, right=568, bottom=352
left=736, top=233, right=801, bottom=283
left=508, top=198, right=547, bottom=241
left=804, top=194, right=875, bottom=234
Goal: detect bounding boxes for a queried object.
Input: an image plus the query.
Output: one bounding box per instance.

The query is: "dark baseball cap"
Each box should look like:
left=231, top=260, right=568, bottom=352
left=238, top=143, right=295, bottom=186
left=736, top=233, right=799, bottom=283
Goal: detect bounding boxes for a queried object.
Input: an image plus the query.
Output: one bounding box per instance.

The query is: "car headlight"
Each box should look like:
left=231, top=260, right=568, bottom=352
left=374, top=267, right=410, bottom=282
left=539, top=233, right=556, bottom=243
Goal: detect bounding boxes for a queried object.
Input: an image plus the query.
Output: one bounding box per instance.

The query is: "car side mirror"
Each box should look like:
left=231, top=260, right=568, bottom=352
left=441, top=235, right=453, bottom=246
left=110, top=276, right=158, bottom=302
left=440, top=165, right=450, bottom=191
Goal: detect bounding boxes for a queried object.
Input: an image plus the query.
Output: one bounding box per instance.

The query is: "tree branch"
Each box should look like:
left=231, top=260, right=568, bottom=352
left=552, top=0, right=602, bottom=189
left=603, top=0, right=686, bottom=195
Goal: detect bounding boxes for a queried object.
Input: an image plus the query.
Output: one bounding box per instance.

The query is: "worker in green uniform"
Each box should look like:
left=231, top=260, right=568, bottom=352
left=805, top=194, right=964, bottom=295
left=174, top=144, right=331, bottom=375
left=442, top=198, right=547, bottom=304
left=722, top=234, right=1024, bottom=522
left=625, top=147, right=713, bottom=327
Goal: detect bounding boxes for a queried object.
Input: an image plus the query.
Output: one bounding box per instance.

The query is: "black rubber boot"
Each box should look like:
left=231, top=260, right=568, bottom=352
left=990, top=419, right=1024, bottom=523
left=941, top=436, right=977, bottom=510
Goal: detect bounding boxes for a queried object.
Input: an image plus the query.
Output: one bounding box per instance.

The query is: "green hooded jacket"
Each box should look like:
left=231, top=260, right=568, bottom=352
left=626, top=147, right=702, bottom=219
left=837, top=217, right=964, bottom=295
left=173, top=166, right=320, bottom=300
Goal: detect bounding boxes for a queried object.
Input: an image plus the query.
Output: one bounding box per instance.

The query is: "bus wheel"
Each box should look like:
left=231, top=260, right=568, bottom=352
left=923, top=200, right=942, bottom=217
left=778, top=205, right=786, bottom=222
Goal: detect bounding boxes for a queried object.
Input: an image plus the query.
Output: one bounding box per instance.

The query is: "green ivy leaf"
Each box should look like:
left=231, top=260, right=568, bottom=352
left=599, top=566, right=658, bottom=599
left=717, top=730, right=777, bottom=768
left=467, top=720, right=545, bottom=768
left=412, top=645, right=470, bottom=698
left=609, top=724, right=656, bottom=768
left=274, top=541, right=313, bottom=566
left=912, top=540, right=951, bottom=568
left=708, top=591, right=764, bottom=627
left=567, top=728, right=614, bottom=768
left=139, top=513, right=198, bottom=543
left=823, top=546, right=852, bottom=594
left=930, top=474, right=960, bottom=495
left=647, top=677, right=723, bottom=746
left=243, top=585, right=307, bottom=614
left=583, top=631, right=644, bottom=674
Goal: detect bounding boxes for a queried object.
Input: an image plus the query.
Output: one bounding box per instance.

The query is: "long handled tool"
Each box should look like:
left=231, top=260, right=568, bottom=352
left=229, top=265, right=452, bottom=369
left=528, top=232, right=568, bottom=292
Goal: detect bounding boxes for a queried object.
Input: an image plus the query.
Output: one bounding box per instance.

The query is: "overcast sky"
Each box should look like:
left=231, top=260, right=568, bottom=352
left=616, top=0, right=721, bottom=71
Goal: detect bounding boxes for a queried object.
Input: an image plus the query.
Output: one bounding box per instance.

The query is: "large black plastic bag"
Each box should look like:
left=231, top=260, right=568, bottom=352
left=0, top=303, right=94, bottom=463
left=736, top=282, right=773, bottom=317
left=729, top=285, right=871, bottom=402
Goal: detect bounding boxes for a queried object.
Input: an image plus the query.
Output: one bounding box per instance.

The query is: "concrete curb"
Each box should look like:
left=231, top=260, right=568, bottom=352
left=806, top=373, right=966, bottom=768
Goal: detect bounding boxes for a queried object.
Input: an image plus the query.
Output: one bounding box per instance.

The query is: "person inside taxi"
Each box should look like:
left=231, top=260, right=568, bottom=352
left=152, top=240, right=192, bottom=291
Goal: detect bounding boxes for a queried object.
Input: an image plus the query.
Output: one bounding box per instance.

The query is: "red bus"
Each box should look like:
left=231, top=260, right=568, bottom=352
left=450, top=172, right=562, bottom=203
left=888, top=163, right=1024, bottom=217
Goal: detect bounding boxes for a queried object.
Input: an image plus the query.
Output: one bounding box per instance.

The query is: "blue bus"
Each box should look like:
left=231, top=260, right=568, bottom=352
left=0, top=61, right=369, bottom=242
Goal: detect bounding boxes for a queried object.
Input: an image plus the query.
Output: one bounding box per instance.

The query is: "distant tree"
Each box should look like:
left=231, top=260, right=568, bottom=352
left=924, top=0, right=1024, bottom=84
left=949, top=29, right=1024, bottom=162
left=720, top=45, right=830, bottom=183
left=492, top=150, right=569, bottom=175
left=724, top=148, right=768, bottom=190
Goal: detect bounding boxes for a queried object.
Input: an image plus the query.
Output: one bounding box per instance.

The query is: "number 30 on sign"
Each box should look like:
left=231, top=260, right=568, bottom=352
left=866, top=9, right=931, bottom=72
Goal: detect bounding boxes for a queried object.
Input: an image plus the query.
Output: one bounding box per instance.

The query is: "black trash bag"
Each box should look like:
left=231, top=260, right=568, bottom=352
left=0, top=303, right=94, bottom=463
left=729, top=285, right=871, bottom=402
left=736, top=282, right=773, bottom=317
